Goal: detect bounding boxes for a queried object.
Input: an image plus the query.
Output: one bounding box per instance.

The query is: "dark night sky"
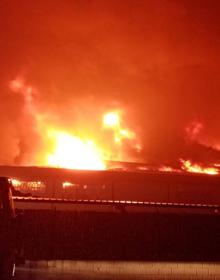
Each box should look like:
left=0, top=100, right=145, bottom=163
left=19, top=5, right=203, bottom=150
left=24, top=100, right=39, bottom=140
left=0, top=0, right=220, bottom=165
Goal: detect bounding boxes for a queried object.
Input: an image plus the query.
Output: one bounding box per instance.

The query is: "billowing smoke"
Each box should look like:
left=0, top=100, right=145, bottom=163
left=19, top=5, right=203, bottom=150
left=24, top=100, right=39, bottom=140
left=0, top=0, right=220, bottom=167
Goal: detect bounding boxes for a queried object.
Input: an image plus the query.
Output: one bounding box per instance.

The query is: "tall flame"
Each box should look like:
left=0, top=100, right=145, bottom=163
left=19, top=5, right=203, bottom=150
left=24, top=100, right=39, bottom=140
left=9, top=78, right=142, bottom=169
left=45, top=111, right=140, bottom=170
left=8, top=77, right=220, bottom=175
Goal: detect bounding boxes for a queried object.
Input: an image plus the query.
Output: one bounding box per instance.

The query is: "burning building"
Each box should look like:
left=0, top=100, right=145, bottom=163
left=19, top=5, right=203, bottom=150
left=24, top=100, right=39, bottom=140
left=0, top=165, right=219, bottom=207
left=0, top=1, right=220, bottom=205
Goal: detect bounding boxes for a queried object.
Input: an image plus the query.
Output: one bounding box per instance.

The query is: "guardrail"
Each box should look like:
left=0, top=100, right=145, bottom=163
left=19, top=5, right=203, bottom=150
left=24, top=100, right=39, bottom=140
left=13, top=196, right=220, bottom=211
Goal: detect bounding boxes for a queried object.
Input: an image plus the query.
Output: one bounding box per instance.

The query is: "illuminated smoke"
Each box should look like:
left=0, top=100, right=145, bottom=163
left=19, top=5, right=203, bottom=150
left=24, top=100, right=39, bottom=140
left=6, top=77, right=142, bottom=169
left=1, top=1, right=220, bottom=173
left=185, top=121, right=204, bottom=142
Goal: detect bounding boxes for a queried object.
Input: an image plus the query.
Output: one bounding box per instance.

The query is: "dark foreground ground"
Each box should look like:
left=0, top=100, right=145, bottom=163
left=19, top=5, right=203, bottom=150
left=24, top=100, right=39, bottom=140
left=15, top=261, right=220, bottom=280
left=17, top=209, right=220, bottom=261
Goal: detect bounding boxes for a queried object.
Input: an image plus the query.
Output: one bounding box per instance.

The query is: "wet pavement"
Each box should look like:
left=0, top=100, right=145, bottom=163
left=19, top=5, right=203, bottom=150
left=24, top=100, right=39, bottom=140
left=15, top=261, right=220, bottom=280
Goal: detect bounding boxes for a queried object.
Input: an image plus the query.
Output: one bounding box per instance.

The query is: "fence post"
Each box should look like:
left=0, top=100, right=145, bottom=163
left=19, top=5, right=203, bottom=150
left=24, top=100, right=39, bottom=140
left=0, top=177, right=16, bottom=279
left=0, top=177, right=15, bottom=218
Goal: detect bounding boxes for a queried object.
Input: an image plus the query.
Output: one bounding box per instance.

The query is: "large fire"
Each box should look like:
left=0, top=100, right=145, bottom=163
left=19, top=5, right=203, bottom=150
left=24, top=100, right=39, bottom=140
left=47, top=130, right=106, bottom=170
left=8, top=78, right=220, bottom=175
left=9, top=78, right=142, bottom=170
left=45, top=111, right=140, bottom=170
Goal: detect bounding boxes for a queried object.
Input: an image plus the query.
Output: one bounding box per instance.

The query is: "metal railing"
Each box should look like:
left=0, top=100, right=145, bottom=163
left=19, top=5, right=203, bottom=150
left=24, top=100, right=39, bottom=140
left=13, top=196, right=220, bottom=211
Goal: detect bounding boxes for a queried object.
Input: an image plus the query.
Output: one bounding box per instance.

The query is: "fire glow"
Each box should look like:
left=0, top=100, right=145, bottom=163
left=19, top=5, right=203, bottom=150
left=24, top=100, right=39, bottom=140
left=46, top=111, right=140, bottom=170
left=103, top=111, right=136, bottom=144
left=8, top=78, right=220, bottom=176
left=180, top=159, right=219, bottom=175
left=47, top=130, right=106, bottom=170
left=9, top=78, right=142, bottom=170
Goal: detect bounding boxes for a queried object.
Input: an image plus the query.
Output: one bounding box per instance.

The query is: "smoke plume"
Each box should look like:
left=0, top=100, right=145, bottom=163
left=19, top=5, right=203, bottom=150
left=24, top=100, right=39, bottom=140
left=1, top=0, right=220, bottom=166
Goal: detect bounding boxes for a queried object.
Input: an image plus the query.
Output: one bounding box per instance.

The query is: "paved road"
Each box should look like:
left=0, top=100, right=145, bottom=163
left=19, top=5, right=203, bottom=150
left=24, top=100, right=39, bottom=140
left=15, top=261, right=220, bottom=280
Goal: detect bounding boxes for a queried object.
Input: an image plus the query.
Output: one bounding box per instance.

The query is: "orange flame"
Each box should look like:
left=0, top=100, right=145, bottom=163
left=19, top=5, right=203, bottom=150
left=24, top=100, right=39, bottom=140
left=103, top=112, right=120, bottom=128
left=180, top=159, right=219, bottom=175
left=47, top=130, right=106, bottom=170
left=9, top=77, right=143, bottom=169
left=42, top=110, right=141, bottom=170
left=158, top=166, right=179, bottom=173
left=103, top=111, right=137, bottom=145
